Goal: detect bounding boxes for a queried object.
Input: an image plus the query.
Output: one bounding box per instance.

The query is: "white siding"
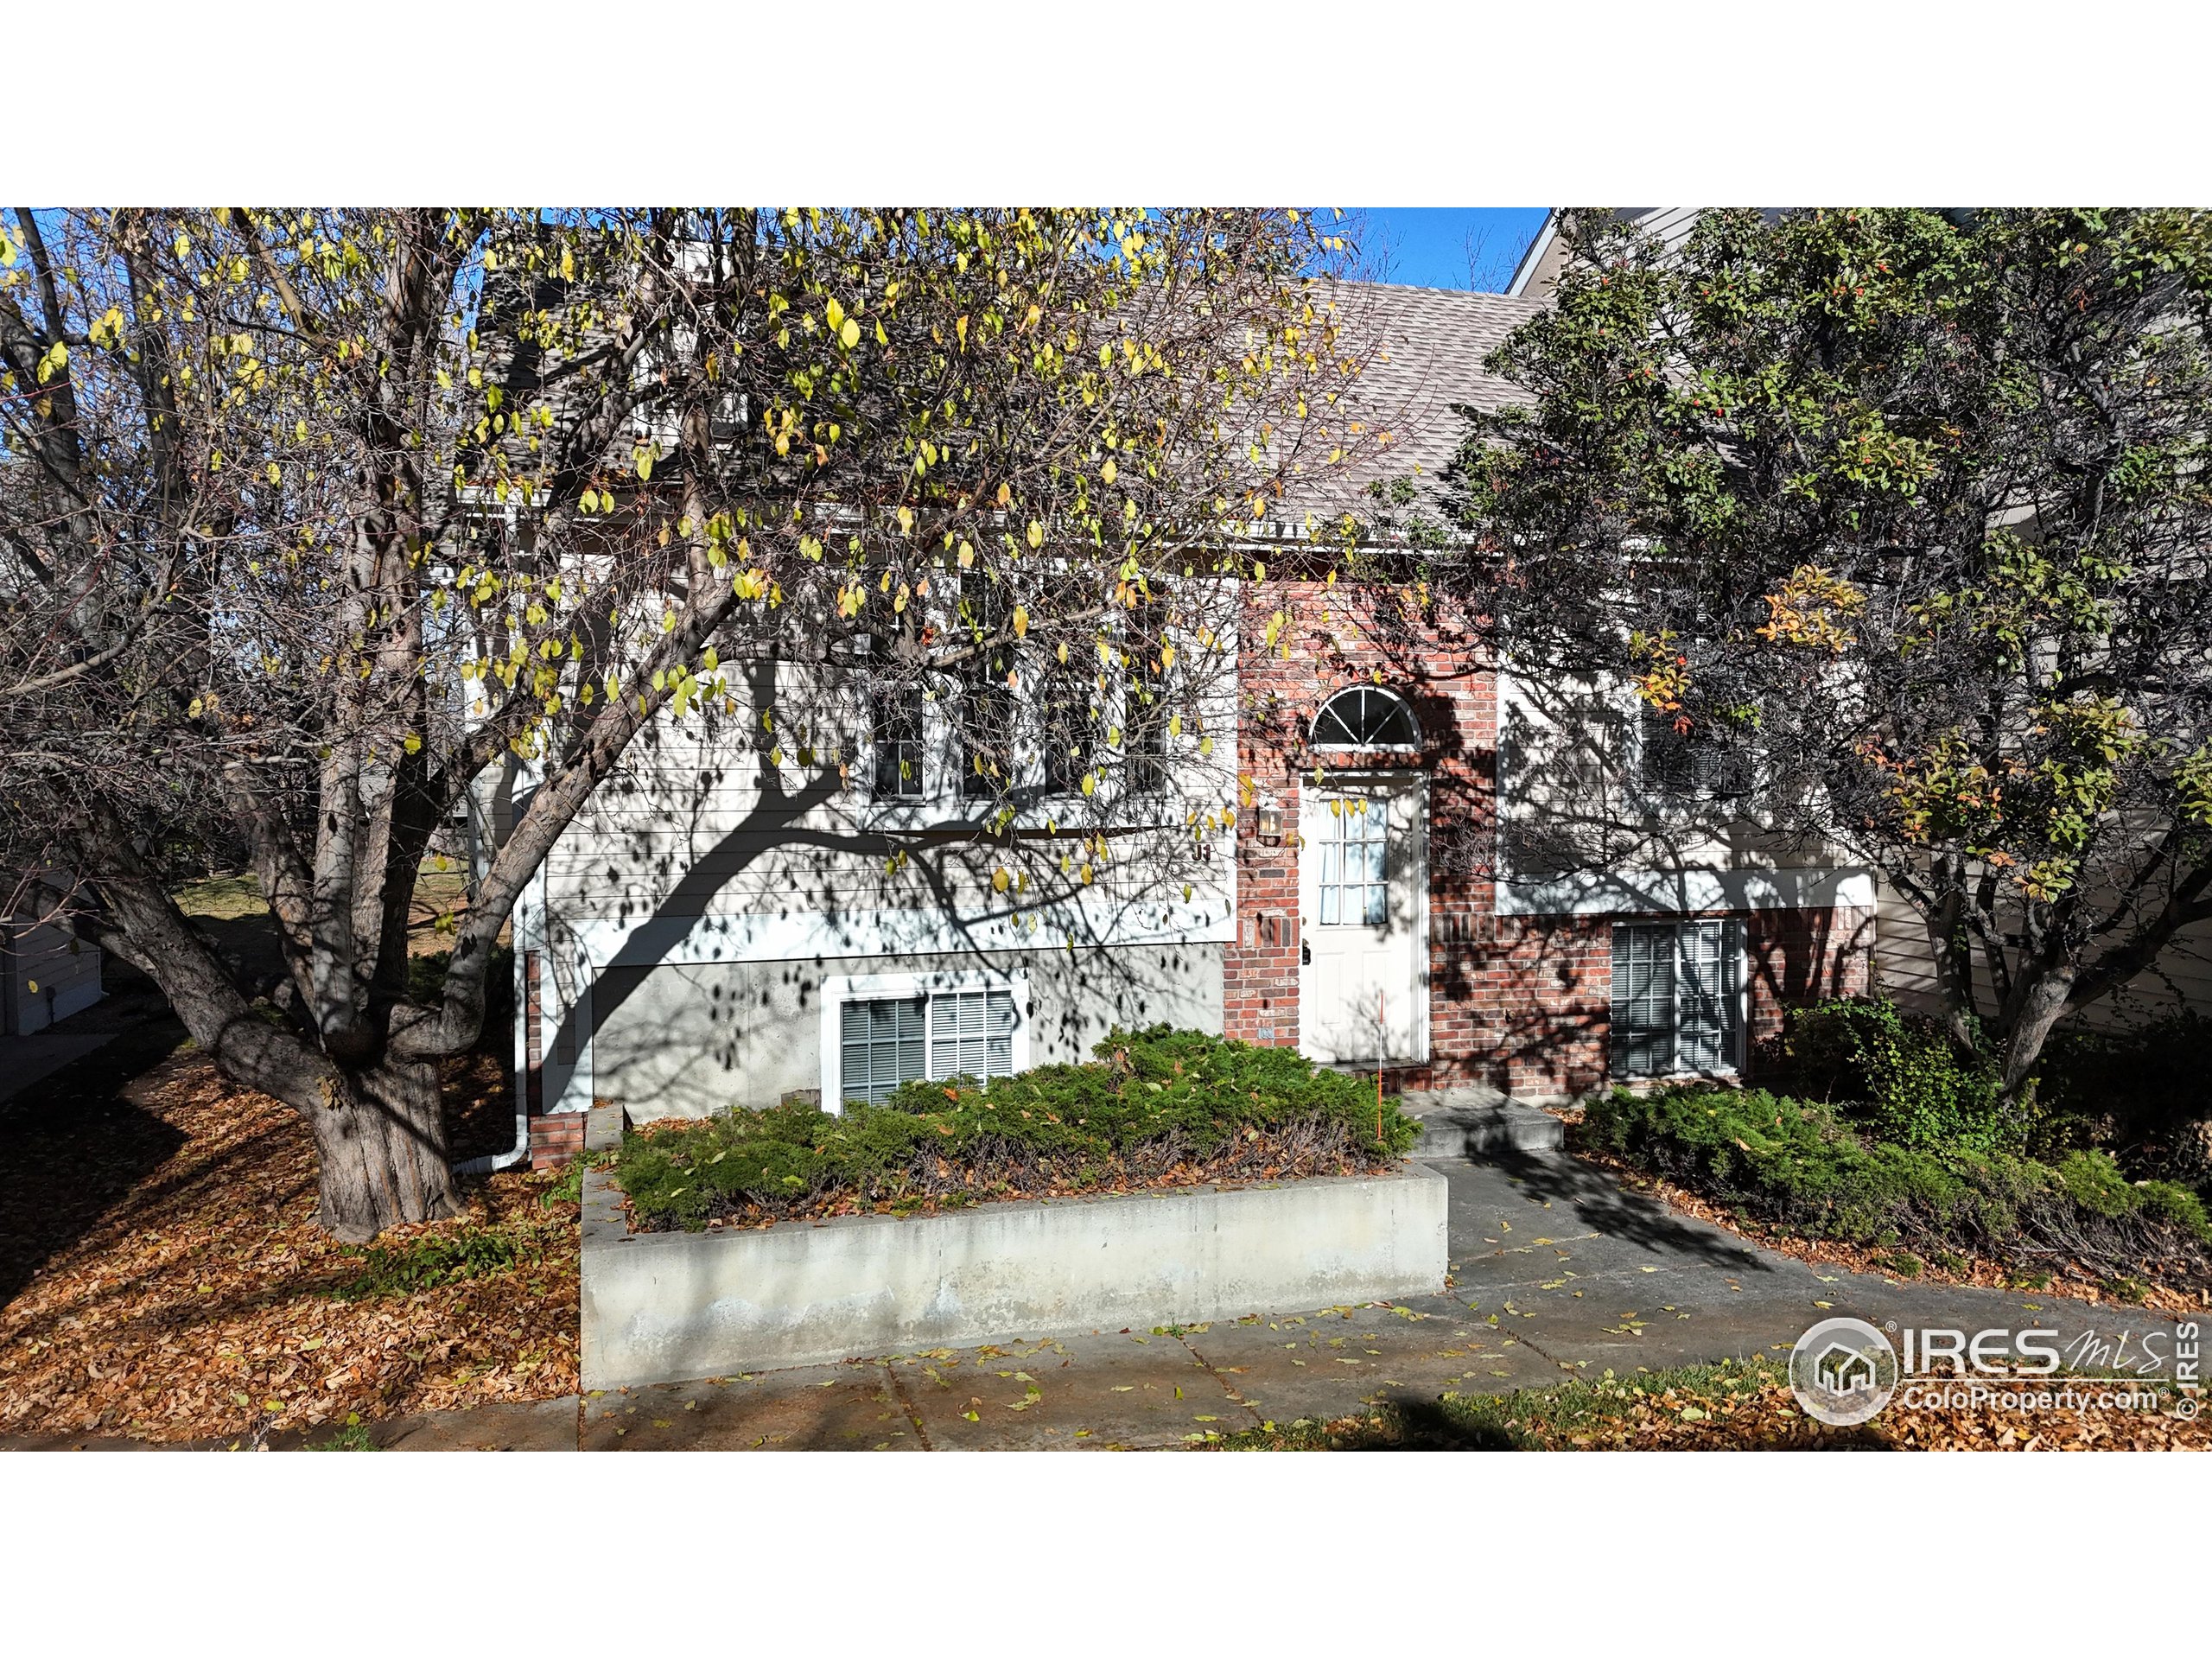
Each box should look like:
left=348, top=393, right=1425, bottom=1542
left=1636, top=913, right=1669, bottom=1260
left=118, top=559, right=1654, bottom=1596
left=517, top=588, right=1244, bottom=1118
left=3, top=917, right=102, bottom=1035
left=1495, top=665, right=1855, bottom=912
left=538, top=643, right=1241, bottom=969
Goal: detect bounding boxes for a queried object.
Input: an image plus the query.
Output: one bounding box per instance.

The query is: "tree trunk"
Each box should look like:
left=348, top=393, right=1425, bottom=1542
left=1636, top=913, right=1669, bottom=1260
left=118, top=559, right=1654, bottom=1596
left=1998, top=964, right=2075, bottom=1114
left=296, top=1057, right=460, bottom=1243
left=1923, top=868, right=1984, bottom=1058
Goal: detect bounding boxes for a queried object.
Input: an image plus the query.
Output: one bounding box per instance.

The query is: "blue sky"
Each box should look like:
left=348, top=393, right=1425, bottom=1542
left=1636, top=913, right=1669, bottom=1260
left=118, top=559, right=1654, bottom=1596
left=1349, top=207, right=1548, bottom=291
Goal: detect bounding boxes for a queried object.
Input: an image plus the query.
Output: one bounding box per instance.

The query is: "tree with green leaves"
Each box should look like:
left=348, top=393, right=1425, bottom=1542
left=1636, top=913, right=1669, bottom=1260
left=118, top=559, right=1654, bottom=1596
left=1450, top=207, right=2212, bottom=1109
left=0, top=207, right=1368, bottom=1237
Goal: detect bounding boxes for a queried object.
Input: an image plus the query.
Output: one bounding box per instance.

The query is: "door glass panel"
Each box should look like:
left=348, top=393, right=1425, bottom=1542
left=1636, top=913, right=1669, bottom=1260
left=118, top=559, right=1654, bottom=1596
left=1316, top=793, right=1389, bottom=927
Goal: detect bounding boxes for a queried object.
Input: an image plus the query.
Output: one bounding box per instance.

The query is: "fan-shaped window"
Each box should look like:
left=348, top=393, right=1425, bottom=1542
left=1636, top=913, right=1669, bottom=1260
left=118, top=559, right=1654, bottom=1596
left=1311, top=687, right=1421, bottom=750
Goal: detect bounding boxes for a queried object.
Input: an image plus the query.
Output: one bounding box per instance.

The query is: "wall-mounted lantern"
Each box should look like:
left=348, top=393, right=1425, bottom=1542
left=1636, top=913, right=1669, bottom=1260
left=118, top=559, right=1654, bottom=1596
left=1256, top=800, right=1286, bottom=845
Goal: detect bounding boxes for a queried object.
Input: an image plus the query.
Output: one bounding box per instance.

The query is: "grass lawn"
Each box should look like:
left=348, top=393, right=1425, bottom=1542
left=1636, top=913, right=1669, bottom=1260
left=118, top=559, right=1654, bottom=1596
left=1211, top=1356, right=2209, bottom=1452
left=173, top=864, right=480, bottom=957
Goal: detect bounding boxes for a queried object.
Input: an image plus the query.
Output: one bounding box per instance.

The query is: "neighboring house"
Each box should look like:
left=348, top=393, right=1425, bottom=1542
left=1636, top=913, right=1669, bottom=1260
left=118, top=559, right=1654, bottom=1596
left=2, top=882, right=103, bottom=1036
left=1505, top=207, right=1779, bottom=299
left=499, top=274, right=1878, bottom=1160
left=1510, top=206, right=2212, bottom=1033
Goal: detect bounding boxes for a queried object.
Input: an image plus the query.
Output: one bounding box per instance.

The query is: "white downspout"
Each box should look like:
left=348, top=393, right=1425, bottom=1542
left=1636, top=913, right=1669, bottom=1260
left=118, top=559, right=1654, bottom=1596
left=455, top=858, right=543, bottom=1175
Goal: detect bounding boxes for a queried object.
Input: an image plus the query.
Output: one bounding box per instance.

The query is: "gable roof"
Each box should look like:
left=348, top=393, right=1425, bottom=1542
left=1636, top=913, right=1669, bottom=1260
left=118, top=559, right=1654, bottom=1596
left=1272, top=278, right=1544, bottom=528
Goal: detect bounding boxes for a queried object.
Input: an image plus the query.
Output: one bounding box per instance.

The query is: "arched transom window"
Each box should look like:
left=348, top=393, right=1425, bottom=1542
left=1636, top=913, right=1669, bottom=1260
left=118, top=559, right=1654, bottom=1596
left=1310, top=686, right=1421, bottom=750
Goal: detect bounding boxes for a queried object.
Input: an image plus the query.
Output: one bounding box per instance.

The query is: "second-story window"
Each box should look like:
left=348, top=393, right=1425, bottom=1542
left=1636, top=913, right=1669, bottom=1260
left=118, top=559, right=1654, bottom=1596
left=956, top=574, right=1016, bottom=802
left=1125, top=599, right=1173, bottom=795
left=1638, top=708, right=1752, bottom=806
left=1041, top=653, right=1097, bottom=796
left=868, top=640, right=925, bottom=803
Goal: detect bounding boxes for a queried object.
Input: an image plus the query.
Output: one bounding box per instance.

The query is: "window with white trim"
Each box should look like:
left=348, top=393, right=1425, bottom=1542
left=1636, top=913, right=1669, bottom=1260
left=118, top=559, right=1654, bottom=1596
left=1040, top=658, right=1096, bottom=795
left=837, top=985, right=1019, bottom=1105
left=841, top=995, right=926, bottom=1105
left=1124, top=598, right=1174, bottom=795
left=1638, top=708, right=1754, bottom=805
left=955, top=571, right=1017, bottom=801
left=867, top=668, right=929, bottom=809
left=930, top=988, right=1015, bottom=1080
left=1311, top=685, right=1420, bottom=750
left=1610, top=918, right=1743, bottom=1078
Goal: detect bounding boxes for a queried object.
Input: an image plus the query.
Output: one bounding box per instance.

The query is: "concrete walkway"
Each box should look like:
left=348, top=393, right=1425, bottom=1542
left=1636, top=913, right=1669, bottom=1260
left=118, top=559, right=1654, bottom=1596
left=10, top=1153, right=2195, bottom=1451
left=568, top=1152, right=2198, bottom=1450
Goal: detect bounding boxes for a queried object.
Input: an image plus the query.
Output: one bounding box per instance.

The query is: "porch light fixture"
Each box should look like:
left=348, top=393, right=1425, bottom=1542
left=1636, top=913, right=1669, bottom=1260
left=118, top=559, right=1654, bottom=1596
left=1256, top=800, right=1286, bottom=844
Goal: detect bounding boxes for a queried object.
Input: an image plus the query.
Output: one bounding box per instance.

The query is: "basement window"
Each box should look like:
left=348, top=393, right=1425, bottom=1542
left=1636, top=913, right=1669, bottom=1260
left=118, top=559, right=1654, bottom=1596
left=827, top=975, right=1028, bottom=1108
left=1610, top=918, right=1743, bottom=1078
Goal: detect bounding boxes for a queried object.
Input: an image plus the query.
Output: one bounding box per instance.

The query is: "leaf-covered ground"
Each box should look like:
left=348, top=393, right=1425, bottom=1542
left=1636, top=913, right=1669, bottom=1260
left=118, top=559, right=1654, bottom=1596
left=1213, top=1356, right=2209, bottom=1452
left=0, top=1037, right=577, bottom=1445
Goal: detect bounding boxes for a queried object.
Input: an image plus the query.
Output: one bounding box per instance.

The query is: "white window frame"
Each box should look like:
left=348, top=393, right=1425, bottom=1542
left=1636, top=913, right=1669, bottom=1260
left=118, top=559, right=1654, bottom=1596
left=817, top=968, right=1033, bottom=1114
left=864, top=669, right=931, bottom=810
left=1608, top=918, right=1746, bottom=1080
left=1309, top=685, right=1422, bottom=753
left=857, top=581, right=1205, bottom=823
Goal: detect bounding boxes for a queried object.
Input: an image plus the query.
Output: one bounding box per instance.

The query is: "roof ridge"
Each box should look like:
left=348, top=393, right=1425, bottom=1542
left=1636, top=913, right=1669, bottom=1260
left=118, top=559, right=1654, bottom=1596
left=1316, top=276, right=1548, bottom=308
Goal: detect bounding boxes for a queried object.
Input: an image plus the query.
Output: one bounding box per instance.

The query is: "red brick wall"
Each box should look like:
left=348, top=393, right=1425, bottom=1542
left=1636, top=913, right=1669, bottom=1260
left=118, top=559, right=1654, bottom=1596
left=1226, top=577, right=1496, bottom=1051
left=1419, top=913, right=1614, bottom=1098
left=1223, top=577, right=1874, bottom=1100
left=530, top=1112, right=585, bottom=1170
left=1746, top=903, right=1876, bottom=1068
left=1411, top=906, right=1874, bottom=1098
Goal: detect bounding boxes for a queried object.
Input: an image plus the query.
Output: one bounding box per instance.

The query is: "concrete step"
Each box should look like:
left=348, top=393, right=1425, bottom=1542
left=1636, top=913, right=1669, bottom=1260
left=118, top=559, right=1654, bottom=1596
left=1398, top=1092, right=1567, bottom=1159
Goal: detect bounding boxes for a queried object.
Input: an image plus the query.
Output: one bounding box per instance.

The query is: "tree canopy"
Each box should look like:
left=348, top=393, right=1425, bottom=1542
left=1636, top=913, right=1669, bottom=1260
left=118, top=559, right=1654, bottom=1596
left=0, top=207, right=1368, bottom=1236
left=1449, top=207, right=2212, bottom=1100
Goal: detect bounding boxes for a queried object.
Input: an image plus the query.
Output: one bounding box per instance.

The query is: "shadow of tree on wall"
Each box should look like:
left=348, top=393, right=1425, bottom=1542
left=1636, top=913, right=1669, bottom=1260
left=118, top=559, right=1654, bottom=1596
left=537, top=657, right=1239, bottom=1112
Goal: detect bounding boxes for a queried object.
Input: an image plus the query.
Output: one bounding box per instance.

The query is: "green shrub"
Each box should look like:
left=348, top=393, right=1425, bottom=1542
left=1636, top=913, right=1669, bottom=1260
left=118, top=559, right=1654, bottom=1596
left=614, top=1026, right=1420, bottom=1231
left=2055, top=1149, right=2139, bottom=1217
left=306, top=1415, right=378, bottom=1451
left=1785, top=997, right=2011, bottom=1151
left=2032, top=1013, right=2212, bottom=1180
left=330, top=1227, right=537, bottom=1300
left=1580, top=1084, right=2212, bottom=1289
left=2139, top=1179, right=2211, bottom=1238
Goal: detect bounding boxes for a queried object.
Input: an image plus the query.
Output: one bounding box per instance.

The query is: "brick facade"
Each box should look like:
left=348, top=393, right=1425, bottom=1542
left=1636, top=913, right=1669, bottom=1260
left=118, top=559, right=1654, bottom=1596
left=1224, top=578, right=1872, bottom=1101
left=530, top=1110, right=585, bottom=1170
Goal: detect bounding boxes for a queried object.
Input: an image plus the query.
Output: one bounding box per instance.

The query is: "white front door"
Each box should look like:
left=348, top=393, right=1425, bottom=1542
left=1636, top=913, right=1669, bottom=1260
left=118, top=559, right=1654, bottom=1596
left=1299, top=773, right=1426, bottom=1065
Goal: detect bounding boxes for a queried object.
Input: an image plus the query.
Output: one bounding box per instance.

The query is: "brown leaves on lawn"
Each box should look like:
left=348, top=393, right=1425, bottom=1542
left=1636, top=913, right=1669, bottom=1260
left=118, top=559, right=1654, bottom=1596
left=1228, top=1358, right=2209, bottom=1452
left=0, top=1046, right=576, bottom=1445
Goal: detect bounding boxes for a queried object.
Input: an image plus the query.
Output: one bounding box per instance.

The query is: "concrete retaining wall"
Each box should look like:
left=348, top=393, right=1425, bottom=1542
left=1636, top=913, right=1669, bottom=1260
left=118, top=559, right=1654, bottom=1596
left=580, top=1162, right=1448, bottom=1390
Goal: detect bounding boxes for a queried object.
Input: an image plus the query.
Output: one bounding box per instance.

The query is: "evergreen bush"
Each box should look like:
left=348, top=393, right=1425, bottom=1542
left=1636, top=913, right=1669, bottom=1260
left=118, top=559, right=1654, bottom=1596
left=1580, top=1084, right=2210, bottom=1292
left=613, top=1027, right=1419, bottom=1232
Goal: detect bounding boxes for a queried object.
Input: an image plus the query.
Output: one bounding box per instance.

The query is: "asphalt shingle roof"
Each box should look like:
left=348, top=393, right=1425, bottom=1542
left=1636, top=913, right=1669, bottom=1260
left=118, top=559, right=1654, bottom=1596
left=1280, top=278, right=1544, bottom=524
